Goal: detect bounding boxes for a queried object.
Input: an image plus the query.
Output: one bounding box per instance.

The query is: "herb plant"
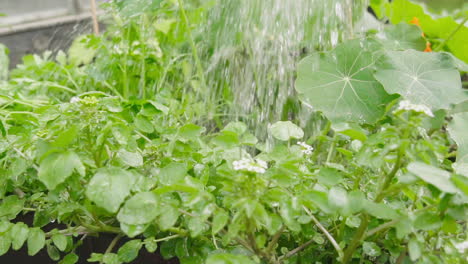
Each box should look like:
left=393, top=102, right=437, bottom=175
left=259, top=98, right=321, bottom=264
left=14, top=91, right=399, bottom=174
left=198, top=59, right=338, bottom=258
left=1, top=0, right=467, bottom=264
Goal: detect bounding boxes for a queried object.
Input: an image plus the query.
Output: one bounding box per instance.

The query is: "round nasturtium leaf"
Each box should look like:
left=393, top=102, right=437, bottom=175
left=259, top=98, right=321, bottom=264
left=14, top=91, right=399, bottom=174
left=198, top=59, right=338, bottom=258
left=375, top=50, right=468, bottom=110
left=269, top=121, right=304, bottom=141
left=296, top=39, right=392, bottom=124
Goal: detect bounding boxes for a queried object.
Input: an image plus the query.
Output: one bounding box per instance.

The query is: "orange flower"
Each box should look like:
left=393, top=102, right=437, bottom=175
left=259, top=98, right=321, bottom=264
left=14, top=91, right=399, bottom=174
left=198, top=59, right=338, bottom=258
left=424, top=42, right=432, bottom=52
left=410, top=17, right=426, bottom=37
left=410, top=17, right=421, bottom=27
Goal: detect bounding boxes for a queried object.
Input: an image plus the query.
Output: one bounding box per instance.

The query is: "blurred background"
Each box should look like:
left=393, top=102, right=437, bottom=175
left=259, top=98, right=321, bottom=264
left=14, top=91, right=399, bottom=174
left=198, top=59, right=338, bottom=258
left=0, top=0, right=466, bottom=68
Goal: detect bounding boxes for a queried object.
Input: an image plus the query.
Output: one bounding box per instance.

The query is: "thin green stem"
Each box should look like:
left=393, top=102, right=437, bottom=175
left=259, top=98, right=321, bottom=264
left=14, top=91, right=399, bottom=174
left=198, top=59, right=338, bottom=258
left=177, top=0, right=207, bottom=93
left=304, top=206, right=344, bottom=260
left=100, top=234, right=123, bottom=264
left=343, top=150, right=403, bottom=263
left=434, top=17, right=468, bottom=52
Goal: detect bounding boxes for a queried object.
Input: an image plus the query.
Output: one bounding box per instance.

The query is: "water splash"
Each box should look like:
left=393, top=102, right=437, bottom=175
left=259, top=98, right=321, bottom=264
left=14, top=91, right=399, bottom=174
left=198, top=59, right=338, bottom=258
left=200, top=0, right=367, bottom=137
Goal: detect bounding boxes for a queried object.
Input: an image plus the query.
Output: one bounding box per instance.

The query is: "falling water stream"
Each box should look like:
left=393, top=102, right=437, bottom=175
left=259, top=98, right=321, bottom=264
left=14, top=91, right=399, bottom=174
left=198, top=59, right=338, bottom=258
left=199, top=0, right=368, bottom=138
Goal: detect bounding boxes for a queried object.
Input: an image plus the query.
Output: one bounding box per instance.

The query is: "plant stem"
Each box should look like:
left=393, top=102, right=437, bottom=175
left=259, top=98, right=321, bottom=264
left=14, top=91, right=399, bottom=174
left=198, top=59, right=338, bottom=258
left=304, top=206, right=344, bottom=260
left=365, top=219, right=400, bottom=238
left=434, top=17, right=468, bottom=52
left=343, top=151, right=403, bottom=263
left=177, top=0, right=207, bottom=93
left=100, top=234, right=123, bottom=264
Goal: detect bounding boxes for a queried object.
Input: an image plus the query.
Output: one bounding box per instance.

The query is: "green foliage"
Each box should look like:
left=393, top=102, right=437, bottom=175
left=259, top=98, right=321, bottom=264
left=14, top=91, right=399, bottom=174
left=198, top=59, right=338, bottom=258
left=0, top=0, right=467, bottom=263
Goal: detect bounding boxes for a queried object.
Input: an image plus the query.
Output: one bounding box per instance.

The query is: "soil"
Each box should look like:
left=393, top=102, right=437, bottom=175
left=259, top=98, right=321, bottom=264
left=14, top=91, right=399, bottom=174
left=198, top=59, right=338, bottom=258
left=1, top=214, right=180, bottom=264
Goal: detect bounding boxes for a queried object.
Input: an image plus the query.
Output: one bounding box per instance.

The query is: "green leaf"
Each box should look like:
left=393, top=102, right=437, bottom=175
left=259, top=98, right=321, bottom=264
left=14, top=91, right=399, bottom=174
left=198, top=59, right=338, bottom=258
left=86, top=168, right=135, bottom=213
left=0, top=234, right=11, bottom=256
left=134, top=115, right=154, bottom=133
left=408, top=238, right=421, bottom=261
left=47, top=243, right=61, bottom=261
left=212, top=131, right=239, bottom=148
left=117, top=192, right=160, bottom=225
left=407, top=162, right=458, bottom=193
left=375, top=50, right=467, bottom=110
left=11, top=222, right=29, bottom=250
left=222, top=122, right=247, bottom=135
left=206, top=253, right=256, bottom=264
left=328, top=186, right=349, bottom=213
left=212, top=210, right=229, bottom=235
left=102, top=253, right=121, bottom=264
left=317, top=168, right=343, bottom=186
left=448, top=112, right=468, bottom=176
left=117, top=149, right=143, bottom=167
left=27, top=228, right=45, bottom=256
left=414, top=212, right=442, bottom=231
left=53, top=125, right=79, bottom=148
left=154, top=19, right=176, bottom=34
left=68, top=36, right=97, bottom=65
left=144, top=238, right=158, bottom=253
left=120, top=223, right=148, bottom=238
left=158, top=162, right=187, bottom=185
left=38, top=151, right=85, bottom=190
left=296, top=38, right=391, bottom=123
left=117, top=240, right=142, bottom=263
left=377, top=23, right=426, bottom=51
left=157, top=204, right=180, bottom=230
left=0, top=195, right=24, bottom=220
left=362, top=241, right=381, bottom=257
left=363, top=201, right=399, bottom=220
left=179, top=124, right=205, bottom=141
left=60, top=253, right=79, bottom=264
left=52, top=233, right=68, bottom=251
left=270, top=121, right=304, bottom=141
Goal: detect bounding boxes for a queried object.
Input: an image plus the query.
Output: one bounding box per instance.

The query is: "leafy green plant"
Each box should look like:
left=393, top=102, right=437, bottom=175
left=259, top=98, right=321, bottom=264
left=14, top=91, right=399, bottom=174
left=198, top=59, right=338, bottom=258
left=0, top=0, right=467, bottom=264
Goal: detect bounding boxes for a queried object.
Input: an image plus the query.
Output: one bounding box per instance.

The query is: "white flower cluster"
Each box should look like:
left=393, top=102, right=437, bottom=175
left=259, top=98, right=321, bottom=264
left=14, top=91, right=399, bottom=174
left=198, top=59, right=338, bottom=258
left=233, top=158, right=268, bottom=174
left=395, top=100, right=434, bottom=117
left=297, top=141, right=314, bottom=155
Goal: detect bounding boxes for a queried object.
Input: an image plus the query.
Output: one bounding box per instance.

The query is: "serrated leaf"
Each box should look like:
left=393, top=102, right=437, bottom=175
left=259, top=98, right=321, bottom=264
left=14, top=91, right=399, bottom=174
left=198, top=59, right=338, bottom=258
left=270, top=121, right=304, bottom=141
left=117, top=192, right=160, bottom=226
left=27, top=228, right=45, bottom=256
left=38, top=151, right=84, bottom=190
left=407, top=162, right=458, bottom=193
left=86, top=168, right=135, bottom=213
left=296, top=38, right=391, bottom=123
left=375, top=50, right=467, bottom=110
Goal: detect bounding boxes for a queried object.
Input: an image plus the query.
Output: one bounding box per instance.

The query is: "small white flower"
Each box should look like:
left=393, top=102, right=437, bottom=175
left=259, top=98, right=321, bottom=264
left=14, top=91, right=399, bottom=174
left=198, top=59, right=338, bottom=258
left=394, top=100, right=434, bottom=117
left=233, top=158, right=268, bottom=174
left=455, top=241, right=468, bottom=253
left=70, top=97, right=81, bottom=104
left=297, top=141, right=314, bottom=155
